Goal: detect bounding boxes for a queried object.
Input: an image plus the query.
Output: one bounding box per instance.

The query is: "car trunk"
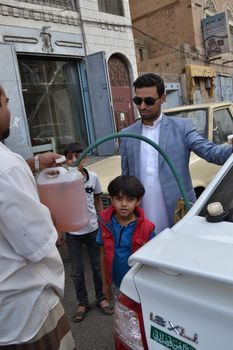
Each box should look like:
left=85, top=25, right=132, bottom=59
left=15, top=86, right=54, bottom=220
left=126, top=217, right=233, bottom=349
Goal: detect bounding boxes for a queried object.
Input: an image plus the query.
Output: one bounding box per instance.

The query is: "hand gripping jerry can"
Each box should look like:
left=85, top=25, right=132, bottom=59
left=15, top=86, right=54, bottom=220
left=37, top=166, right=89, bottom=232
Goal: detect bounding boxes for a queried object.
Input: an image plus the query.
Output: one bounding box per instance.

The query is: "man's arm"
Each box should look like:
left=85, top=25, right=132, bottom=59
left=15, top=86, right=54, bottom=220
left=26, top=152, right=63, bottom=173
left=185, top=119, right=233, bottom=165
left=0, top=164, right=58, bottom=262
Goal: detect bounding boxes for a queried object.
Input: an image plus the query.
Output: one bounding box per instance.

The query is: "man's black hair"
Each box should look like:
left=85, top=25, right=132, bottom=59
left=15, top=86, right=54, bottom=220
left=64, top=142, right=84, bottom=156
left=108, top=175, right=145, bottom=199
left=133, top=73, right=165, bottom=96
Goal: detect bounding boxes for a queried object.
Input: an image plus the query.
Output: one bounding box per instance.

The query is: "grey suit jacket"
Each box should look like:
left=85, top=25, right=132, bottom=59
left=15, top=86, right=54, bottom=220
left=120, top=115, right=232, bottom=227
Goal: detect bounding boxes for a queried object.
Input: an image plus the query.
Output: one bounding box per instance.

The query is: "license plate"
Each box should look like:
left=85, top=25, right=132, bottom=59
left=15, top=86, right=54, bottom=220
left=150, top=325, right=196, bottom=350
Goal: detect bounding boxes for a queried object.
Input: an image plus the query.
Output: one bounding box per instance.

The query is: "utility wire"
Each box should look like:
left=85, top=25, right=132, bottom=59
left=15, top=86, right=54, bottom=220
left=2, top=2, right=233, bottom=68
left=132, top=25, right=233, bottom=69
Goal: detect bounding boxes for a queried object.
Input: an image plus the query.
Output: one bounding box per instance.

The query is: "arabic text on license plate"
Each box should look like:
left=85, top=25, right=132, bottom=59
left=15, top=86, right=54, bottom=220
left=150, top=326, right=196, bottom=350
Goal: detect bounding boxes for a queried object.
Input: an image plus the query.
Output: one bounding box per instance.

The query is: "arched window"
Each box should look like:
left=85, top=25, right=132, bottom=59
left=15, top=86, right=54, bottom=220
left=98, top=0, right=124, bottom=16
left=108, top=55, right=130, bottom=86
left=204, top=0, right=217, bottom=16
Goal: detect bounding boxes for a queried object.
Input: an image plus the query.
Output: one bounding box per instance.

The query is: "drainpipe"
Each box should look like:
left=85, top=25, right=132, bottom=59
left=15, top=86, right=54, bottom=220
left=76, top=0, right=88, bottom=56
left=75, top=0, right=97, bottom=147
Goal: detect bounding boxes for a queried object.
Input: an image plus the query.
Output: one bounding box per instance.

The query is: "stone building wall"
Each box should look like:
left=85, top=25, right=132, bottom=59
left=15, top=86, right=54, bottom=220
left=78, top=0, right=138, bottom=81
left=129, top=0, right=233, bottom=103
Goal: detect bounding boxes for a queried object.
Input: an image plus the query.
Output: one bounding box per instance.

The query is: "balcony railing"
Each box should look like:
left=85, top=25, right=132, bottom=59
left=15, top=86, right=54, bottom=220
left=17, top=0, right=76, bottom=10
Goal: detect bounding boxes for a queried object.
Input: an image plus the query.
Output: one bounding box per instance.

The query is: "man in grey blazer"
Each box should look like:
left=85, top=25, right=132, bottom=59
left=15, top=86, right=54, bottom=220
left=120, top=73, right=233, bottom=233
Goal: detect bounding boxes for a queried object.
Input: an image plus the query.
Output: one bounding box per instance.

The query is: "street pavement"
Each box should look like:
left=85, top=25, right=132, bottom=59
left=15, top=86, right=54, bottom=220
left=58, top=242, right=115, bottom=350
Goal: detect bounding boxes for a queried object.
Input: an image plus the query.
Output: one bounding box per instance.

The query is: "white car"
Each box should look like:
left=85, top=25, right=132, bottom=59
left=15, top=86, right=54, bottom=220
left=114, top=153, right=233, bottom=349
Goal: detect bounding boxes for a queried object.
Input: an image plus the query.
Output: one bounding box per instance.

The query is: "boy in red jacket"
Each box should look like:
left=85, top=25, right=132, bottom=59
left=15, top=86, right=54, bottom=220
left=96, top=175, right=155, bottom=297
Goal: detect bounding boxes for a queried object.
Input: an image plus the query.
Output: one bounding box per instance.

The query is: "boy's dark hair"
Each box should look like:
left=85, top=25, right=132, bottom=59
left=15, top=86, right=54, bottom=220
left=63, top=142, right=84, bottom=156
left=108, top=175, right=145, bottom=199
left=133, top=73, right=165, bottom=96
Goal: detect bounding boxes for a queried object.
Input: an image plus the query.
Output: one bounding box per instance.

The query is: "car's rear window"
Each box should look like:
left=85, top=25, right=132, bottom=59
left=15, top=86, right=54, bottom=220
left=165, top=109, right=208, bottom=138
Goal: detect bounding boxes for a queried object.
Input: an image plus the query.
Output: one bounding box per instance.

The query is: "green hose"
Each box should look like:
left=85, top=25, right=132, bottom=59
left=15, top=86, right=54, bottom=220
left=74, top=132, right=191, bottom=211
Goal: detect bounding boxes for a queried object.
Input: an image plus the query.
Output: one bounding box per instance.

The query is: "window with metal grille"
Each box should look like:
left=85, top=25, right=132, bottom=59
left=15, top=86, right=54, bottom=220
left=98, top=0, right=124, bottom=16
left=17, top=0, right=76, bottom=10
left=18, top=56, right=88, bottom=154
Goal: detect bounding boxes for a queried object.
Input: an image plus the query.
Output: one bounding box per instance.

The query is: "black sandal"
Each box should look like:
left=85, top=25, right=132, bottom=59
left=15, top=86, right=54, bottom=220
left=96, top=300, right=114, bottom=316
left=72, top=305, right=91, bottom=323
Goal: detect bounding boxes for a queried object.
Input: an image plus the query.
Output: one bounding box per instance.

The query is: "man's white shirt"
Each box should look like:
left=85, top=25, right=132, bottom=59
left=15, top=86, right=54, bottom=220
left=140, top=114, right=170, bottom=233
left=0, top=142, right=64, bottom=344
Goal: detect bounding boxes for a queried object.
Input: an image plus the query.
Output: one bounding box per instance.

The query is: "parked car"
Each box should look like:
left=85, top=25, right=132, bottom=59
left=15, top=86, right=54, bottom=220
left=87, top=102, right=233, bottom=205
left=114, top=152, right=233, bottom=349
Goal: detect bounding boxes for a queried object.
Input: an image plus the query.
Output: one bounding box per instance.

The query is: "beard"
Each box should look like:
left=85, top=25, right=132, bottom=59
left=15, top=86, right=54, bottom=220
left=1, top=128, right=10, bottom=140
left=140, top=110, right=161, bottom=123
left=141, top=114, right=155, bottom=120
left=141, top=114, right=159, bottom=123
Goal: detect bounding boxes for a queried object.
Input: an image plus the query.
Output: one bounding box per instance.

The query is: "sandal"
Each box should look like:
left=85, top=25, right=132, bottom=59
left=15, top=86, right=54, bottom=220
left=72, top=305, right=91, bottom=323
left=96, top=300, right=114, bottom=316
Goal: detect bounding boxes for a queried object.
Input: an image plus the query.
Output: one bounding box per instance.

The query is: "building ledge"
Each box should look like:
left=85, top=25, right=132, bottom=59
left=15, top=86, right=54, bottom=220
left=0, top=3, right=80, bottom=26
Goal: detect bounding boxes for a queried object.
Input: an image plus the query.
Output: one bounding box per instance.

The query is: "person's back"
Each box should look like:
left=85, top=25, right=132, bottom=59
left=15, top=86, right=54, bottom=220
left=96, top=175, right=155, bottom=296
left=0, top=143, right=64, bottom=344
left=0, top=85, right=74, bottom=349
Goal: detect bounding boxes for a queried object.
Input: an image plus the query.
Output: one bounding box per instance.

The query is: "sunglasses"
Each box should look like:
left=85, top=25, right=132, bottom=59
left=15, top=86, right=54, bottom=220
left=133, top=96, right=160, bottom=106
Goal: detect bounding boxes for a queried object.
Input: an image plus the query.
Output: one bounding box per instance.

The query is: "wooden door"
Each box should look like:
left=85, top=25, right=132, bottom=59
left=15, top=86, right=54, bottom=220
left=108, top=55, right=135, bottom=131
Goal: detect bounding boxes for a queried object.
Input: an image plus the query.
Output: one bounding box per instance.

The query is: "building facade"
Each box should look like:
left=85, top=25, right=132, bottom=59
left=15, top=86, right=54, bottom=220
left=129, top=0, right=233, bottom=105
left=0, top=0, right=137, bottom=158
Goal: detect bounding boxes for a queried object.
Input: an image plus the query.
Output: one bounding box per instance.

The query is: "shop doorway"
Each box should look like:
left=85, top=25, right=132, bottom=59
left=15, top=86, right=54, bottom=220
left=108, top=54, right=135, bottom=131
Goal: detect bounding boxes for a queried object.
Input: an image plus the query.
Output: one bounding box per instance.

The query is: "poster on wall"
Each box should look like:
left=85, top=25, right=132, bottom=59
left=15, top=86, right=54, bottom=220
left=201, top=12, right=230, bottom=58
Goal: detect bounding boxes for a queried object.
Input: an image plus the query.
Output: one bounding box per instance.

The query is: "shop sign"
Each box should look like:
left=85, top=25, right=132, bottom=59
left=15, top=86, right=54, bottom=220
left=202, top=12, right=230, bottom=58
